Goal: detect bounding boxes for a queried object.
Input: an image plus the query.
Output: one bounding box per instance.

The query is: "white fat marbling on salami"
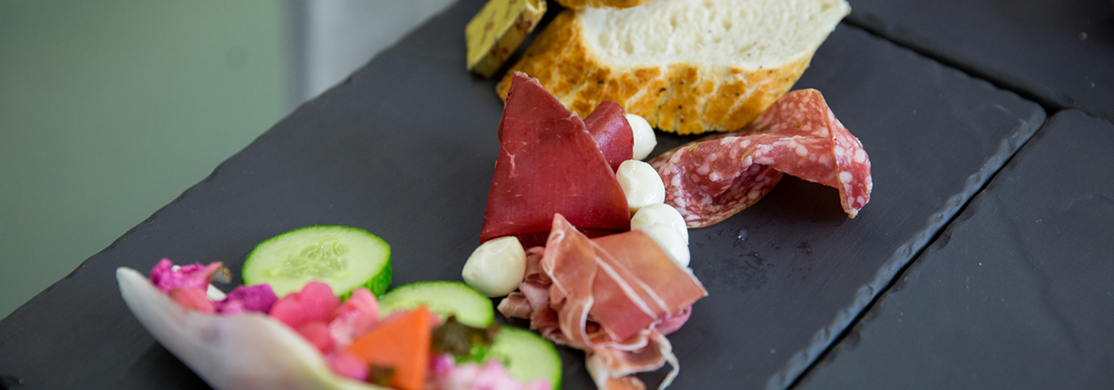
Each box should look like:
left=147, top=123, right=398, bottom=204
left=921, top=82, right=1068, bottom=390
left=650, top=89, right=872, bottom=227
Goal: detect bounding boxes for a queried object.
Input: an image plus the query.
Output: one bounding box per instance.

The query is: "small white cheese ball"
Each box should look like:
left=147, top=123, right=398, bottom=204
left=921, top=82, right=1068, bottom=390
left=616, top=160, right=665, bottom=213
left=641, top=224, right=690, bottom=268
left=631, top=203, right=689, bottom=244
left=462, top=236, right=526, bottom=297
left=626, top=113, right=657, bottom=160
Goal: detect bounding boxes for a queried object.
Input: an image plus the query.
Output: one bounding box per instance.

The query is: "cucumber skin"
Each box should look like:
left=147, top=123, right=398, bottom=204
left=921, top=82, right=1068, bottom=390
left=361, top=259, right=391, bottom=297
left=378, top=281, right=495, bottom=328
left=380, top=282, right=561, bottom=389
left=242, top=225, right=392, bottom=298
left=490, top=326, right=562, bottom=390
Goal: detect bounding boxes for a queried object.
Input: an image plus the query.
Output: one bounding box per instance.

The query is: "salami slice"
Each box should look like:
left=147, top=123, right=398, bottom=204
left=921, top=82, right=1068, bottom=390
left=480, top=73, right=631, bottom=245
left=582, top=101, right=634, bottom=172
left=650, top=89, right=872, bottom=227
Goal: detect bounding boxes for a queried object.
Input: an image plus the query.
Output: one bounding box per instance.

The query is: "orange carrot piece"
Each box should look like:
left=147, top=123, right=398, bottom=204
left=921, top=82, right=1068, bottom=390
left=344, top=306, right=431, bottom=390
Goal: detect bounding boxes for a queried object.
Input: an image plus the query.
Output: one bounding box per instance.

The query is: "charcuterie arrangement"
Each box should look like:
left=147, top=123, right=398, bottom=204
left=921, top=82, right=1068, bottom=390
left=117, top=0, right=873, bottom=389
left=461, top=72, right=870, bottom=389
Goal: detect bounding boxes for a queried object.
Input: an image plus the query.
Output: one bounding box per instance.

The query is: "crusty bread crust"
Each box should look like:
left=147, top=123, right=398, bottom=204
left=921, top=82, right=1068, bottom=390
left=556, top=0, right=657, bottom=9
left=496, top=9, right=813, bottom=135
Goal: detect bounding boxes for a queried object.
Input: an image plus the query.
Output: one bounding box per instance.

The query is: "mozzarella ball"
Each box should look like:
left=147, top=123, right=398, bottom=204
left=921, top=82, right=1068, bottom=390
left=616, top=160, right=666, bottom=213
left=631, top=203, right=689, bottom=244
left=626, top=113, right=657, bottom=160
left=461, top=236, right=526, bottom=297
left=641, top=224, right=690, bottom=268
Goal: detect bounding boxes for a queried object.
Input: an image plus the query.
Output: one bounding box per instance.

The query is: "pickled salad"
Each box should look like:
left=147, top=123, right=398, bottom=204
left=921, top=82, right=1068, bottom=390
left=134, top=256, right=556, bottom=390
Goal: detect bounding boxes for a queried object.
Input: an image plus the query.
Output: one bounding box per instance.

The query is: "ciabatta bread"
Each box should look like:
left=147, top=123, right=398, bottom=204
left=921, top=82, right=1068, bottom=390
left=555, top=0, right=657, bottom=9
left=497, top=0, right=850, bottom=134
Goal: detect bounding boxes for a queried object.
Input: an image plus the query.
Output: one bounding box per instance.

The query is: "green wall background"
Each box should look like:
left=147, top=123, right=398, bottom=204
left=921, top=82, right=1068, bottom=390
left=0, top=1, right=287, bottom=317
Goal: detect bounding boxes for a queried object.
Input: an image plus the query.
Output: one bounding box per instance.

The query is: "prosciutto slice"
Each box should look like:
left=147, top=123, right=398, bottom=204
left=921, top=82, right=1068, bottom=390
left=498, top=214, right=707, bottom=390
left=650, top=89, right=873, bottom=227
left=583, top=101, right=635, bottom=172
left=481, top=73, right=631, bottom=246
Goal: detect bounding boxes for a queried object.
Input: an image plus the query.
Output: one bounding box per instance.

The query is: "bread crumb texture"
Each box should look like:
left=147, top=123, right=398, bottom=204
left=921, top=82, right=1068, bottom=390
left=497, top=0, right=849, bottom=134
left=556, top=0, right=657, bottom=9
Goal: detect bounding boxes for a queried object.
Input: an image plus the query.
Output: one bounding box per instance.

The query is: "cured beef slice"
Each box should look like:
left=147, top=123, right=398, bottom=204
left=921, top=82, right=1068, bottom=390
left=582, top=100, right=635, bottom=172
left=480, top=73, right=631, bottom=245
left=499, top=99, right=634, bottom=172
left=651, top=89, right=872, bottom=227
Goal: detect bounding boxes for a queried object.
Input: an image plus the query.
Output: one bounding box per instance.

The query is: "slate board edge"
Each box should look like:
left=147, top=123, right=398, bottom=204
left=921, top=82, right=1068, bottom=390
left=0, top=2, right=468, bottom=329
left=767, top=23, right=1049, bottom=390
left=843, top=11, right=1114, bottom=124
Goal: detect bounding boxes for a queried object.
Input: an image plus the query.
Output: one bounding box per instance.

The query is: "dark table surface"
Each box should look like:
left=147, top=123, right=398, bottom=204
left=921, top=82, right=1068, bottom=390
left=847, top=0, right=1114, bottom=123
left=1, top=0, right=1111, bottom=389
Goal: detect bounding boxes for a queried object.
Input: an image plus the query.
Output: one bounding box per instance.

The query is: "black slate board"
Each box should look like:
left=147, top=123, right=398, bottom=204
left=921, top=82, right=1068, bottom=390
left=846, top=0, right=1114, bottom=123
left=661, top=24, right=1045, bottom=390
left=795, top=110, right=1114, bottom=390
left=0, top=1, right=1045, bottom=389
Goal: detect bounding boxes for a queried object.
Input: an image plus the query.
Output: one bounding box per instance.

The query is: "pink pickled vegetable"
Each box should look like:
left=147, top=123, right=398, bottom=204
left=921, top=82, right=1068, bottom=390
left=328, top=288, right=380, bottom=348
left=297, top=321, right=336, bottom=352
left=168, top=287, right=214, bottom=314
left=216, top=284, right=278, bottom=314
left=269, top=282, right=340, bottom=329
left=149, top=259, right=222, bottom=293
left=326, top=351, right=370, bottom=381
left=429, top=354, right=550, bottom=390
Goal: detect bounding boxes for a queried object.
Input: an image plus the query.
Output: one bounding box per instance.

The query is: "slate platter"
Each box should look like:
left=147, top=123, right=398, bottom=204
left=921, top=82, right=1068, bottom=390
left=846, top=0, right=1114, bottom=123
left=795, top=110, right=1114, bottom=390
left=0, top=1, right=1045, bottom=389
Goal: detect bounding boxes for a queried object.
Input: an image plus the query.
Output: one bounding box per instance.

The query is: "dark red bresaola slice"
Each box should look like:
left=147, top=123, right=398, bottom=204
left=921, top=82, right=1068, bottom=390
left=582, top=101, right=634, bottom=172
left=498, top=99, right=634, bottom=172
left=480, top=73, right=631, bottom=246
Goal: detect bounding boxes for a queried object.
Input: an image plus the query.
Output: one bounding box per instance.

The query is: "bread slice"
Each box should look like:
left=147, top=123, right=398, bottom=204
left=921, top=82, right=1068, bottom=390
left=555, top=0, right=657, bottom=9
left=496, top=0, right=850, bottom=134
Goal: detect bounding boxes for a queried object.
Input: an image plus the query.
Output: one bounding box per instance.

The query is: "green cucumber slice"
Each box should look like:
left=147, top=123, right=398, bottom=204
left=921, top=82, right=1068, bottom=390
left=242, top=225, right=391, bottom=298
left=489, top=326, right=562, bottom=389
left=378, top=281, right=494, bottom=328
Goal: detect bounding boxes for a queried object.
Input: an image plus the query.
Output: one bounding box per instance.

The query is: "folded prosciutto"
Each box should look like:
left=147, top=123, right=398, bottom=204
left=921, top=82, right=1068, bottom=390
left=650, top=89, right=873, bottom=227
left=499, top=214, right=707, bottom=390
left=481, top=73, right=631, bottom=246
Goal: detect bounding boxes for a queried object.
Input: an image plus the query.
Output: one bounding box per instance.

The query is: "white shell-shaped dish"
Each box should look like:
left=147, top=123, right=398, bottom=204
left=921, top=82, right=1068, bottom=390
left=116, top=267, right=385, bottom=390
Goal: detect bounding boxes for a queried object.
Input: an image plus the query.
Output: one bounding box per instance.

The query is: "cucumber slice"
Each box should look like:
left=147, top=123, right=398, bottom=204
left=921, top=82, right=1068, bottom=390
left=378, top=281, right=494, bottom=328
left=242, top=225, right=391, bottom=298
left=489, top=326, right=562, bottom=389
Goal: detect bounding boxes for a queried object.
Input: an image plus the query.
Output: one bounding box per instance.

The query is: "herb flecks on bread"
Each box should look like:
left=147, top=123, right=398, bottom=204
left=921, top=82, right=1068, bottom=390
left=497, top=0, right=850, bottom=135
left=556, top=0, right=657, bottom=9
